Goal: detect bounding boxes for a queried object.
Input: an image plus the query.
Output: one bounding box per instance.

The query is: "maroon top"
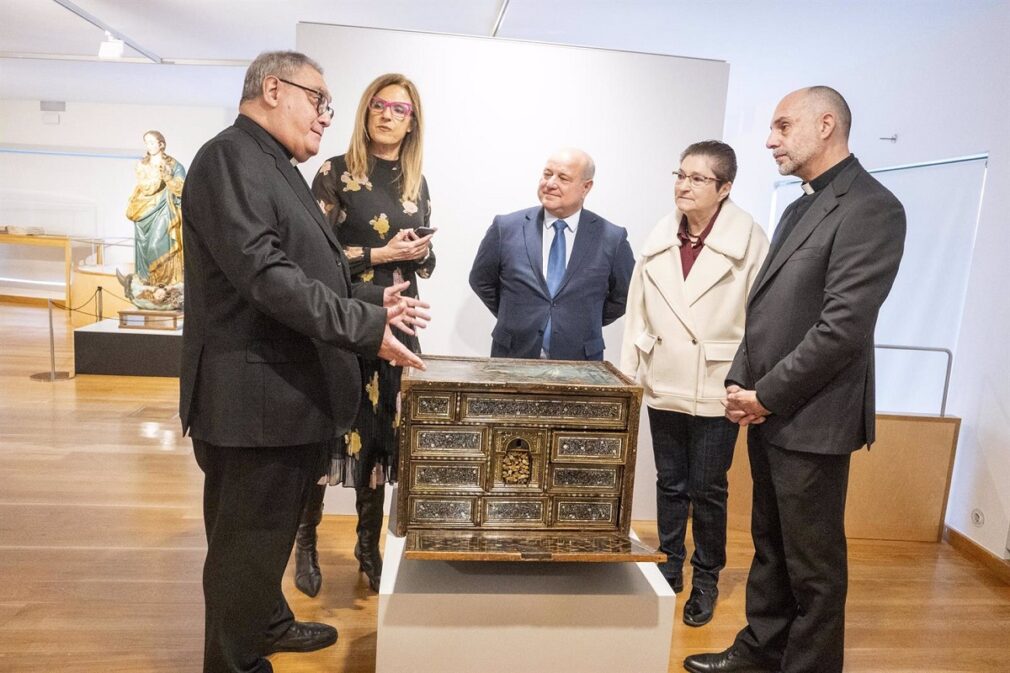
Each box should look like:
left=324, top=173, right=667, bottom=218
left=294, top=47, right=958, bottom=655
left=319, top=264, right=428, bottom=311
left=677, top=202, right=722, bottom=278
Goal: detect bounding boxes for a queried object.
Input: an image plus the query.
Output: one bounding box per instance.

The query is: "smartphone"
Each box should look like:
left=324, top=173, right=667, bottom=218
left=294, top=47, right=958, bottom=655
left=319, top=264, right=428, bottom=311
left=413, top=227, right=437, bottom=236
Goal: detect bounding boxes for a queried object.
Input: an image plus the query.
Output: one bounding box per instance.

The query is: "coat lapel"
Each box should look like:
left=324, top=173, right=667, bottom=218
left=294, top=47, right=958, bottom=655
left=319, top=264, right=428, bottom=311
left=644, top=250, right=698, bottom=337
left=682, top=247, right=733, bottom=306
left=235, top=115, right=342, bottom=253
left=638, top=211, right=698, bottom=337
left=749, top=187, right=839, bottom=302
left=272, top=153, right=342, bottom=252
left=523, top=209, right=550, bottom=297
left=554, top=210, right=597, bottom=297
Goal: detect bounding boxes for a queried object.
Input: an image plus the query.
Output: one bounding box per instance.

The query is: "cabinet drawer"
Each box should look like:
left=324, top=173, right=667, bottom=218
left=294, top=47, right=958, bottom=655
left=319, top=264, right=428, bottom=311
left=482, top=497, right=549, bottom=527
left=548, top=464, right=622, bottom=494
left=410, top=461, right=485, bottom=493
left=408, top=496, right=477, bottom=528
left=410, top=391, right=457, bottom=421
left=553, top=497, right=619, bottom=529
left=461, top=393, right=628, bottom=429
left=410, top=426, right=486, bottom=459
left=551, top=432, right=626, bottom=463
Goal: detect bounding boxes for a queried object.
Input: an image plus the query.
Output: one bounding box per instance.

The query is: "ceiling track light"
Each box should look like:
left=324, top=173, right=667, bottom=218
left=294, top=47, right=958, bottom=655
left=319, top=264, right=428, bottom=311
left=98, top=30, right=124, bottom=60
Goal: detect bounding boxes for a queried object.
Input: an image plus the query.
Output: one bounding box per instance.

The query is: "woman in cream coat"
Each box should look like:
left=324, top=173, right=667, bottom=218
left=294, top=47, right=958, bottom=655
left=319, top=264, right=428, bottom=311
left=621, top=141, right=768, bottom=627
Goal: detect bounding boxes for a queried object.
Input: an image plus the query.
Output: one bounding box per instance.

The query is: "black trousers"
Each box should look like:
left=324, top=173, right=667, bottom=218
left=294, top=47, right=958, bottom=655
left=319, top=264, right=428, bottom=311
left=194, top=439, right=327, bottom=673
left=647, top=407, right=738, bottom=589
left=733, top=426, right=851, bottom=673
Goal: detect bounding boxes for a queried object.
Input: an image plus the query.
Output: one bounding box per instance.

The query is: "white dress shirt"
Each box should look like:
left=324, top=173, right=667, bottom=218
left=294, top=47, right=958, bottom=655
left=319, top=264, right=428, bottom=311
left=542, top=209, right=581, bottom=280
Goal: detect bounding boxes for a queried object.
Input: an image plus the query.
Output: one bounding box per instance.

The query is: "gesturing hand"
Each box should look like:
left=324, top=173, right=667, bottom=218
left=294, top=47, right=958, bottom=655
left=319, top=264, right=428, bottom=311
left=382, top=281, right=432, bottom=336
left=378, top=303, right=425, bottom=370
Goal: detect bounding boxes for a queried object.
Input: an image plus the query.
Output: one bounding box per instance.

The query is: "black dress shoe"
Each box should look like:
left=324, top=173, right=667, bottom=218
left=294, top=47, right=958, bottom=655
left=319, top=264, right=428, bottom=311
left=683, top=585, right=718, bottom=626
left=683, top=647, right=775, bottom=673
left=264, top=621, right=338, bottom=655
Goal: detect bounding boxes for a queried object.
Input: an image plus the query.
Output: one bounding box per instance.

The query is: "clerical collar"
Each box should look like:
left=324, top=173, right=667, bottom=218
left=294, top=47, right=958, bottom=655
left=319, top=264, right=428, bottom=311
left=801, top=154, right=856, bottom=194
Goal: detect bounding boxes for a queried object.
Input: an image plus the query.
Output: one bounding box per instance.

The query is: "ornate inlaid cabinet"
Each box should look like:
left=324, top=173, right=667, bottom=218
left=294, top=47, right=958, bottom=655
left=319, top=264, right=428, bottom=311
left=395, top=356, right=663, bottom=562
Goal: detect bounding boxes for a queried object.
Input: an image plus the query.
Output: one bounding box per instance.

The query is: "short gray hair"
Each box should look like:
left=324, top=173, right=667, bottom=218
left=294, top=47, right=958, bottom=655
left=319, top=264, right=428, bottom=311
left=241, top=51, right=324, bottom=103
left=805, top=85, right=852, bottom=139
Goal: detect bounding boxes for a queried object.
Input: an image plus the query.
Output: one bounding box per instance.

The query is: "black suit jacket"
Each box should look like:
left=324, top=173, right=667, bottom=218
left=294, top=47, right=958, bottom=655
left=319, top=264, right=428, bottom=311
left=727, top=158, right=906, bottom=455
left=180, top=115, right=387, bottom=447
left=468, top=206, right=635, bottom=360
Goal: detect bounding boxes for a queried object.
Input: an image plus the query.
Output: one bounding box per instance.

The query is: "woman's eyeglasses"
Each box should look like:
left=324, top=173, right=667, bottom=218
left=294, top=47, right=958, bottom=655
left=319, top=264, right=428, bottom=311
left=368, top=96, right=413, bottom=121
left=673, top=171, right=722, bottom=188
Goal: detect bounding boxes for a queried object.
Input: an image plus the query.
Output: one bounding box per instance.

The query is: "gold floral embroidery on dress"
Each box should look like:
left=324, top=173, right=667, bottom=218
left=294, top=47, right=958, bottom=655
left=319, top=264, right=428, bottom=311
left=401, top=199, right=418, bottom=215
left=340, top=171, right=372, bottom=192
left=337, top=208, right=347, bottom=224
left=317, top=199, right=333, bottom=214
left=359, top=269, right=374, bottom=283
left=417, top=266, right=432, bottom=279
left=370, top=213, right=390, bottom=238
left=365, top=371, right=380, bottom=410
left=319, top=160, right=332, bottom=176
left=346, top=430, right=362, bottom=456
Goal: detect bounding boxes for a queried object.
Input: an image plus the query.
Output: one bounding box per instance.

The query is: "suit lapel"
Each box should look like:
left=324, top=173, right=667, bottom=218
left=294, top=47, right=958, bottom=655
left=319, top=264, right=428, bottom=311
left=644, top=252, right=698, bottom=337
left=523, top=209, right=550, bottom=297
left=273, top=153, right=342, bottom=252
left=750, top=187, right=839, bottom=302
left=554, top=210, right=597, bottom=297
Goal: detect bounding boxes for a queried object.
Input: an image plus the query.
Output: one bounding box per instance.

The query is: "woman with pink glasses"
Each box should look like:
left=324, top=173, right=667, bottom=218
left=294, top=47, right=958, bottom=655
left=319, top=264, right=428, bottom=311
left=302, top=73, right=435, bottom=596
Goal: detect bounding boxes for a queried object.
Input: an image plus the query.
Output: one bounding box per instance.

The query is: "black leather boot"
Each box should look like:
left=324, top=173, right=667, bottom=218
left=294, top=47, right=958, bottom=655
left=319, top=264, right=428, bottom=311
left=354, top=484, right=385, bottom=592
left=294, top=484, right=326, bottom=597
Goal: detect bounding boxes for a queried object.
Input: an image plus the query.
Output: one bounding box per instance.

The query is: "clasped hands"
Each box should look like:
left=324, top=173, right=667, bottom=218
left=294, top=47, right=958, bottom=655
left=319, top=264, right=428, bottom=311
left=722, top=384, right=770, bottom=426
left=377, top=280, right=431, bottom=370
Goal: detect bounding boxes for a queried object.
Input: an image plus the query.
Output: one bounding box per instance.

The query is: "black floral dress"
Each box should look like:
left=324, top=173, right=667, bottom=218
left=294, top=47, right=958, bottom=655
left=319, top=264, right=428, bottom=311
left=311, top=155, right=435, bottom=487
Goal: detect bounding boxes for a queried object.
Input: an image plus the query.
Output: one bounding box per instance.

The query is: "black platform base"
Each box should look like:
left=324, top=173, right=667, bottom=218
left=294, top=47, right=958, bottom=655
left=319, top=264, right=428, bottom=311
left=74, top=319, right=181, bottom=377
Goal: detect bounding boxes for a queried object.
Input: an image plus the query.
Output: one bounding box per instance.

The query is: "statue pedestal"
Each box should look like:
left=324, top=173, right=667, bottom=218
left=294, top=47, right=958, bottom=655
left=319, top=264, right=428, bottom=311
left=376, top=515, right=674, bottom=673
left=74, top=319, right=181, bottom=377
left=118, top=309, right=183, bottom=331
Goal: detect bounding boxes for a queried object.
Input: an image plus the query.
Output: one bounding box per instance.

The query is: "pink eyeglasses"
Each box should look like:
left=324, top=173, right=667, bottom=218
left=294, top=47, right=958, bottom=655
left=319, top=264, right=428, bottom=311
left=368, top=96, right=414, bottom=121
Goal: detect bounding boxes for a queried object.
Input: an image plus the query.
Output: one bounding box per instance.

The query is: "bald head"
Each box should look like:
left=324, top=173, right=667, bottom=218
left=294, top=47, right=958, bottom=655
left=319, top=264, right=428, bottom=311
left=767, top=86, right=852, bottom=182
left=538, top=147, right=595, bottom=219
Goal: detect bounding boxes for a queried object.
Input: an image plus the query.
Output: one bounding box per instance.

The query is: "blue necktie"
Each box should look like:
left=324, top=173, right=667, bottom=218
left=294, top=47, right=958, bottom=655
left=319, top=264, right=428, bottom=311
left=543, top=219, right=567, bottom=355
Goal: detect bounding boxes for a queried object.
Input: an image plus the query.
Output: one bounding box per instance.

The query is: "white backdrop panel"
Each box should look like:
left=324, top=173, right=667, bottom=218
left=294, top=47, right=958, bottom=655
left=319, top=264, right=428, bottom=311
left=297, top=23, right=729, bottom=518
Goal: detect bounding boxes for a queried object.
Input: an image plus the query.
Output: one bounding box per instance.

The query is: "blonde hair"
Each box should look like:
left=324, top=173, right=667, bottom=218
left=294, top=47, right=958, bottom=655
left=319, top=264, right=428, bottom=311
left=345, top=73, right=424, bottom=202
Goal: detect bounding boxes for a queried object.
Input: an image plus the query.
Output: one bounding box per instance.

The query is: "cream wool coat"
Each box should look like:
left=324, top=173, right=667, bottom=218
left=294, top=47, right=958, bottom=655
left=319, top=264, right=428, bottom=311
left=620, top=199, right=769, bottom=416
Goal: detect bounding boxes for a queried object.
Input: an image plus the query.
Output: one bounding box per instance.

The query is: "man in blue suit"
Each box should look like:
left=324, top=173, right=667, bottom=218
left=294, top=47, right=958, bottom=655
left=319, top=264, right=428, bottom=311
left=469, top=148, right=635, bottom=361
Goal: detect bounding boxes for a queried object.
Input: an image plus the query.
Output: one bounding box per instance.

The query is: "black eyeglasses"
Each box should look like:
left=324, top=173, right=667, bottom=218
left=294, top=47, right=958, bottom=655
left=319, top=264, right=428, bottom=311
left=276, top=77, right=334, bottom=118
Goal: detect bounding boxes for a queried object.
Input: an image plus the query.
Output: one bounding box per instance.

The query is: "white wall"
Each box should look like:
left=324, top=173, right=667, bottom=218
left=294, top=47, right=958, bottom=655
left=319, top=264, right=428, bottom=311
left=297, top=24, right=730, bottom=518
left=0, top=100, right=235, bottom=291
left=503, top=1, right=1010, bottom=556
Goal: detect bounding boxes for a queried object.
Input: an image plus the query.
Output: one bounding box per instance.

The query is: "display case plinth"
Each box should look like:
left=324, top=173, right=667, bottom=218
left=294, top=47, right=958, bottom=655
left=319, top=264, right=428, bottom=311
left=377, top=521, right=674, bottom=673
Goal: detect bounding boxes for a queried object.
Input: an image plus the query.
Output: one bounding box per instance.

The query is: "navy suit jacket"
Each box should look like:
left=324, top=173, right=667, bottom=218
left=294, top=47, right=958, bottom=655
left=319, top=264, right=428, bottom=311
left=469, top=206, right=635, bottom=360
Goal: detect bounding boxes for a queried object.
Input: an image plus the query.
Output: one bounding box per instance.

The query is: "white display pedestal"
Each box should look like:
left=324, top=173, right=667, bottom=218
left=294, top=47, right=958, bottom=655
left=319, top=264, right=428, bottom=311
left=376, top=517, right=674, bottom=673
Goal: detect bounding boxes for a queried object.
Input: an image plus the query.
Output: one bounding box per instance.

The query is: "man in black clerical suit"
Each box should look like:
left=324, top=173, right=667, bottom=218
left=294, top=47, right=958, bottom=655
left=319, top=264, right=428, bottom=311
left=181, top=51, right=426, bottom=673
left=684, top=87, right=906, bottom=673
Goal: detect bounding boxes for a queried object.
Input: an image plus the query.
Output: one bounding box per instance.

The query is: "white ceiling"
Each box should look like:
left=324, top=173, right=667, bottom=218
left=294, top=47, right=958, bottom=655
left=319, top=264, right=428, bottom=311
left=0, top=0, right=998, bottom=108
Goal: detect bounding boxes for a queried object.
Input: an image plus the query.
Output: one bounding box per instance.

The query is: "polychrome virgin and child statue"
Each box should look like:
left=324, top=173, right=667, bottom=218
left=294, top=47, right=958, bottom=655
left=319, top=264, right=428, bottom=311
left=120, top=130, right=186, bottom=310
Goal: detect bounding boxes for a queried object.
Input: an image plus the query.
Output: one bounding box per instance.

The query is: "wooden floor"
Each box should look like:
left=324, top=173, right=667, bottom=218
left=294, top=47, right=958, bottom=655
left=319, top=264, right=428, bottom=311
left=1, top=301, right=1009, bottom=673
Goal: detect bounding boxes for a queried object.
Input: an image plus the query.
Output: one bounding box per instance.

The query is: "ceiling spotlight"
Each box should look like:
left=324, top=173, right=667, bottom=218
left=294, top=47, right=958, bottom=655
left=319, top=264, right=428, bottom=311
left=98, top=30, right=124, bottom=59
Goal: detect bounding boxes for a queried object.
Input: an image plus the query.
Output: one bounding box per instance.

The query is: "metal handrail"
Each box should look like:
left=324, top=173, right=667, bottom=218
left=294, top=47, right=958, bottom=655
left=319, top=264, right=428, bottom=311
left=875, top=344, right=953, bottom=416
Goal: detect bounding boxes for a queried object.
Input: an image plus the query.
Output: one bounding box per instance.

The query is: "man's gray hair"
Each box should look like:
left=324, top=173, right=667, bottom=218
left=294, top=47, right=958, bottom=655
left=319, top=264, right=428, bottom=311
left=805, top=86, right=852, bottom=139
left=241, top=51, right=324, bottom=103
